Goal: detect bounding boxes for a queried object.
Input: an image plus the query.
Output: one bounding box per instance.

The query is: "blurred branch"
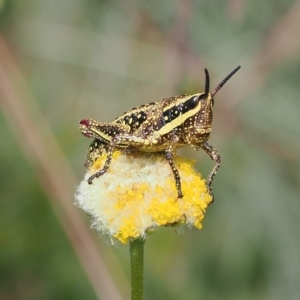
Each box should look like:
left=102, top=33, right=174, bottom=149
left=0, top=36, right=125, bottom=300
left=256, top=0, right=300, bottom=74
left=135, top=2, right=205, bottom=95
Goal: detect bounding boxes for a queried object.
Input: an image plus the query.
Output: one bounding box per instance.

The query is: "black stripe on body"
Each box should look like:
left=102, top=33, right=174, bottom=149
left=162, top=95, right=199, bottom=124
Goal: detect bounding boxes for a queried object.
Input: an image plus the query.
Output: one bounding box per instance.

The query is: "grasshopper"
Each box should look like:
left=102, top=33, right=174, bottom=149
left=79, top=66, right=241, bottom=200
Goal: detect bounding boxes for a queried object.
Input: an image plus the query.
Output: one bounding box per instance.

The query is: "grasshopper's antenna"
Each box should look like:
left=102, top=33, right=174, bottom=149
left=212, top=66, right=241, bottom=97
left=204, top=68, right=210, bottom=96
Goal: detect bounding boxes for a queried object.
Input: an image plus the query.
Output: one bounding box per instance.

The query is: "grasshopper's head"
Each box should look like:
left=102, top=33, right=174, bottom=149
left=79, top=118, right=123, bottom=142
left=79, top=118, right=100, bottom=138
left=184, top=66, right=241, bottom=143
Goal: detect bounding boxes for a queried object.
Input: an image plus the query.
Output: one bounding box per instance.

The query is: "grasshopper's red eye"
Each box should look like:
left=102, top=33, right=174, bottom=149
left=79, top=119, right=89, bottom=127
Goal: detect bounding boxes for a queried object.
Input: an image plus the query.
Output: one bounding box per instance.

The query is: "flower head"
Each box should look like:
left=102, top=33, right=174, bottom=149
left=75, top=151, right=212, bottom=244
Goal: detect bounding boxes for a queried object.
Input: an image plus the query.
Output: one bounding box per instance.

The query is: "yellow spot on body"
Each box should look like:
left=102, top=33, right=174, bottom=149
left=164, top=116, right=168, bottom=121
left=129, top=118, right=133, bottom=124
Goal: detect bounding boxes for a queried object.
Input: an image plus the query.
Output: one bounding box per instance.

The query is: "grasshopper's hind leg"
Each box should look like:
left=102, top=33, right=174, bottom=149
left=165, top=134, right=183, bottom=199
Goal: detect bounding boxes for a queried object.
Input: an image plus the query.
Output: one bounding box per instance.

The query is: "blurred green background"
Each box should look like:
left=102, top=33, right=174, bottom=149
left=0, top=0, right=299, bottom=299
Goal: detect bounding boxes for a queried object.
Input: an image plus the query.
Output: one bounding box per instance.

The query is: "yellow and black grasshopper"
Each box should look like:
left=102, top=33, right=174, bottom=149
left=79, top=66, right=241, bottom=200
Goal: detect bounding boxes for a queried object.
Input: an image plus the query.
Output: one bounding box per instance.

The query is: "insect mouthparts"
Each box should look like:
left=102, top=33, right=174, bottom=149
left=79, top=119, right=92, bottom=137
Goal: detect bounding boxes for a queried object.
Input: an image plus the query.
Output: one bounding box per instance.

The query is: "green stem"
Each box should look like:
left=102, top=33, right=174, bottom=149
left=130, top=238, right=145, bottom=300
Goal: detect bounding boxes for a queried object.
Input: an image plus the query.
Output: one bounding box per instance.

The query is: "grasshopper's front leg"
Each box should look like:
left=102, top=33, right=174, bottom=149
left=197, top=142, right=221, bottom=203
left=165, top=134, right=183, bottom=199
left=84, top=139, right=108, bottom=168
left=87, top=140, right=116, bottom=184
